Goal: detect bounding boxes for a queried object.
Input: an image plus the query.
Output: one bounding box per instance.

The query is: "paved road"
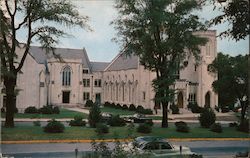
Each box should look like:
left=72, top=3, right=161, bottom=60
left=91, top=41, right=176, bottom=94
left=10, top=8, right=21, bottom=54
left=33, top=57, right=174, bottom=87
left=1, top=140, right=249, bottom=158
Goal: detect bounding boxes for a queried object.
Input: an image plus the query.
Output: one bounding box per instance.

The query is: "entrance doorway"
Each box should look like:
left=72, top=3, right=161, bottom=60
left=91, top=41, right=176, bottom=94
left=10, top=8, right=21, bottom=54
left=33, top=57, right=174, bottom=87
left=95, top=93, right=101, bottom=105
left=62, top=91, right=70, bottom=103
left=205, top=92, right=210, bottom=107
left=177, top=92, right=184, bottom=108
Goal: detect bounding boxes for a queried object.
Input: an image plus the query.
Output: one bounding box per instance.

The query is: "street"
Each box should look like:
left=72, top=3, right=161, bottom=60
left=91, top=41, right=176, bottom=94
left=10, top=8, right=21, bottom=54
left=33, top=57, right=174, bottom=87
left=1, top=140, right=249, bottom=158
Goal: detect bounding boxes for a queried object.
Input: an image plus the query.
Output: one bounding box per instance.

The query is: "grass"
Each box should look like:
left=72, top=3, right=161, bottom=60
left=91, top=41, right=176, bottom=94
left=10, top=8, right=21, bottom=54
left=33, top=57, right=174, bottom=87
left=1, top=108, right=87, bottom=119
left=101, top=107, right=136, bottom=116
left=1, top=124, right=249, bottom=141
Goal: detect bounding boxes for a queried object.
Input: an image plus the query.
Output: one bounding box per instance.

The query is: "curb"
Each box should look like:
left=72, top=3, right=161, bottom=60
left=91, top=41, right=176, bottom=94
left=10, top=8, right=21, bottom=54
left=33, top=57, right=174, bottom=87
left=2, top=138, right=250, bottom=144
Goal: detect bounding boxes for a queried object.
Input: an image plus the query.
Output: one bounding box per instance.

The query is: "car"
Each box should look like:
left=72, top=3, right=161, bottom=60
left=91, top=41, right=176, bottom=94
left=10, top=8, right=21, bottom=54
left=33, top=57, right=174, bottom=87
left=101, top=113, right=112, bottom=122
left=125, top=113, right=152, bottom=123
left=122, top=136, right=195, bottom=157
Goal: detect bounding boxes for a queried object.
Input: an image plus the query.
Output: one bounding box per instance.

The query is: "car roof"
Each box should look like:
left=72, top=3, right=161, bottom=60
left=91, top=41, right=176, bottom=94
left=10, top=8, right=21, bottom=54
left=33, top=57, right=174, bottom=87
left=135, top=136, right=166, bottom=143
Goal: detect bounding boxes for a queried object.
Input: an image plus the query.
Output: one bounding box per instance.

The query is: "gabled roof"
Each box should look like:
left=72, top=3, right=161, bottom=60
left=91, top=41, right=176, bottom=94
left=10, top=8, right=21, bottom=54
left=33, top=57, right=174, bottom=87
left=105, top=53, right=139, bottom=71
left=28, top=46, right=91, bottom=69
left=90, top=62, right=109, bottom=72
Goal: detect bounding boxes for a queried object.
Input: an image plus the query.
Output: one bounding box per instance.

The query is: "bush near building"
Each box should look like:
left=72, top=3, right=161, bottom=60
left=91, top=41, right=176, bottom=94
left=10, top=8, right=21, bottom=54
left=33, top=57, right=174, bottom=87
left=24, top=105, right=60, bottom=114
left=170, top=104, right=180, bottom=114
left=44, top=119, right=65, bottom=133
left=116, top=103, right=122, bottom=109
left=104, top=102, right=111, bottom=107
left=122, top=104, right=128, bottom=110
left=188, top=102, right=204, bottom=113
left=69, top=115, right=86, bottom=127
left=129, top=104, right=136, bottom=111
left=175, top=121, right=189, bottom=133
left=24, top=106, right=39, bottom=114
left=85, top=100, right=94, bottom=107
left=39, top=105, right=60, bottom=114
left=136, top=105, right=153, bottom=115
left=199, top=108, right=216, bottom=128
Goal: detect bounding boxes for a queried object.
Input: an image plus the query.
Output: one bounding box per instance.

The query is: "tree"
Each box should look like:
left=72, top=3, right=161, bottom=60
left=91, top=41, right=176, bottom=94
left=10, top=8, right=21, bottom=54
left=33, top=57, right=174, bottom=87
left=88, top=103, right=102, bottom=128
left=113, top=0, right=207, bottom=127
left=0, top=0, right=89, bottom=127
left=209, top=53, right=248, bottom=122
left=210, top=0, right=249, bottom=41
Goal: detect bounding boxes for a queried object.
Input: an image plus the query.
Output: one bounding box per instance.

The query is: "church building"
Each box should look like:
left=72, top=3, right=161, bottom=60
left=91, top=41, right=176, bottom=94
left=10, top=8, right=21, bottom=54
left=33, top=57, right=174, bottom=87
left=0, top=30, right=218, bottom=113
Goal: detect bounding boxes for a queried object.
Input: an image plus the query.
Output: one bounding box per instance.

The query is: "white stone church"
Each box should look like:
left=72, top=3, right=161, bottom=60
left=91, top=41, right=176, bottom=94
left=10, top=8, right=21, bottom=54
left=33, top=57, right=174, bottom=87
left=0, top=30, right=218, bottom=113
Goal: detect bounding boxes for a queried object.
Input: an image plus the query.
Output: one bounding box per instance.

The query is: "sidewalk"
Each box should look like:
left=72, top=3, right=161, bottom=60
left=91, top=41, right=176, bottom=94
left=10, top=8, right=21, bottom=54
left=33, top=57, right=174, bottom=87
left=0, top=107, right=237, bottom=124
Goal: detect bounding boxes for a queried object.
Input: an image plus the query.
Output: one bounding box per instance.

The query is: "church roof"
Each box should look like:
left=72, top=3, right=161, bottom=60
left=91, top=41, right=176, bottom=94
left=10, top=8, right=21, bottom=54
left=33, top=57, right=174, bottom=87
left=105, top=53, right=139, bottom=71
left=90, top=62, right=110, bottom=72
left=28, top=46, right=91, bottom=69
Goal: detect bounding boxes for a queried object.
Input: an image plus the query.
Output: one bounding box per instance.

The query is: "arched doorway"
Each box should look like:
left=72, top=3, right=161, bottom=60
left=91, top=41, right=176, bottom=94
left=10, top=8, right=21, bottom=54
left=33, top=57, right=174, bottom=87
left=205, top=92, right=211, bottom=107
left=177, top=92, right=184, bottom=108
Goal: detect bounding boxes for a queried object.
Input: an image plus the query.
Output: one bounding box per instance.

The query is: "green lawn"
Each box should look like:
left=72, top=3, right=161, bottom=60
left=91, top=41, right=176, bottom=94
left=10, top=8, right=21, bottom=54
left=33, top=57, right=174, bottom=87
left=101, top=107, right=136, bottom=116
left=1, top=124, right=249, bottom=141
left=1, top=108, right=87, bottom=119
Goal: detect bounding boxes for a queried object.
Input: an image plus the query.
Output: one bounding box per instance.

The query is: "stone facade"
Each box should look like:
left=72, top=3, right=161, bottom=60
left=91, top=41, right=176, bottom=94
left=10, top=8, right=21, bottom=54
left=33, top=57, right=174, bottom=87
left=0, top=31, right=218, bottom=112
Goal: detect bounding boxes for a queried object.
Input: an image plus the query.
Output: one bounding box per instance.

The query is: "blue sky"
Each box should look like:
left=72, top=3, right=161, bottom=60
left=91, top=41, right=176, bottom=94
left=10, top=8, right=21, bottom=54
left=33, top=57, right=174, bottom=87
left=17, top=0, right=249, bottom=62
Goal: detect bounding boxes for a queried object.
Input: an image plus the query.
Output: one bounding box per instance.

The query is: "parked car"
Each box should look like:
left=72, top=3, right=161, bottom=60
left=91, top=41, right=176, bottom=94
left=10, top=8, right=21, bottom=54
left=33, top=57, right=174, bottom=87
left=124, top=113, right=152, bottom=123
left=101, top=113, right=112, bottom=122
left=122, top=136, right=195, bottom=157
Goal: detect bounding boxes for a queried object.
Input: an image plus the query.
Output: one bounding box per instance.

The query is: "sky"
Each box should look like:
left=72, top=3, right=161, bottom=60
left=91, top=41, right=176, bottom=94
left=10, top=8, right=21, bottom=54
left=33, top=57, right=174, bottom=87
left=17, top=0, right=249, bottom=62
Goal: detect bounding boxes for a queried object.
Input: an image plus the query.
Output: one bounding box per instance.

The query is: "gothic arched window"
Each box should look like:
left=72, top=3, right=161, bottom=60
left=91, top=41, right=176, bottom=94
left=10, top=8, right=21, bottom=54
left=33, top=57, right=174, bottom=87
left=62, top=66, right=71, bottom=86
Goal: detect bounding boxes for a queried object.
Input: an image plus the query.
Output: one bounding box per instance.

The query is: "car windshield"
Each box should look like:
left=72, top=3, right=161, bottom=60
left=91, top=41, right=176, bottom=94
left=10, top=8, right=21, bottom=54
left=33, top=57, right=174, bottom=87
left=142, top=142, right=173, bottom=150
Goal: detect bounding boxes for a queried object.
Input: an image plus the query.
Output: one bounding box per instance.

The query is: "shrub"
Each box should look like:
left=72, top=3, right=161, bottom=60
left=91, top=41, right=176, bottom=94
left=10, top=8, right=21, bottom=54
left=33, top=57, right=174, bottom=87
left=107, top=115, right=126, bottom=127
left=85, top=100, right=94, bottom=107
left=39, top=105, right=53, bottom=114
left=69, top=115, right=86, bottom=126
left=199, top=108, right=216, bottom=128
left=214, top=105, right=220, bottom=112
left=137, top=123, right=152, bottom=133
left=1, top=107, right=5, bottom=113
left=116, top=103, right=122, bottom=109
left=88, top=103, right=102, bottom=128
left=229, top=122, right=238, bottom=127
left=104, top=102, right=111, bottom=107
left=129, top=104, right=136, bottom=111
left=170, top=104, right=179, bottom=114
left=95, top=123, right=109, bottom=134
left=137, top=108, right=153, bottom=115
left=210, top=123, right=222, bottom=133
left=44, top=119, right=65, bottom=133
left=188, top=102, right=204, bottom=113
left=237, top=119, right=249, bottom=133
left=33, top=121, right=41, bottom=127
left=136, top=105, right=144, bottom=112
left=110, top=103, right=116, bottom=108
left=53, top=106, right=60, bottom=114
left=175, top=121, right=189, bottom=133
left=221, top=106, right=230, bottom=113
left=24, top=106, right=39, bottom=114
left=122, top=104, right=128, bottom=110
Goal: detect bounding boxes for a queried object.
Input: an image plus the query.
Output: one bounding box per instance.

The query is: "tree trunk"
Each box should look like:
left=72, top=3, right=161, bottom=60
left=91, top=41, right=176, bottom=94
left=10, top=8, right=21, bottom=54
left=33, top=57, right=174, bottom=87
left=161, top=103, right=168, bottom=128
left=4, top=75, right=17, bottom=128
left=240, top=100, right=247, bottom=123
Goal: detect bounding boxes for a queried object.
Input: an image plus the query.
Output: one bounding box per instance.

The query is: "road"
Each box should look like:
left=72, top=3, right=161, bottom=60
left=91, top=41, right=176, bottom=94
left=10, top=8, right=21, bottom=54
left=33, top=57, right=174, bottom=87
left=1, top=140, right=249, bottom=158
